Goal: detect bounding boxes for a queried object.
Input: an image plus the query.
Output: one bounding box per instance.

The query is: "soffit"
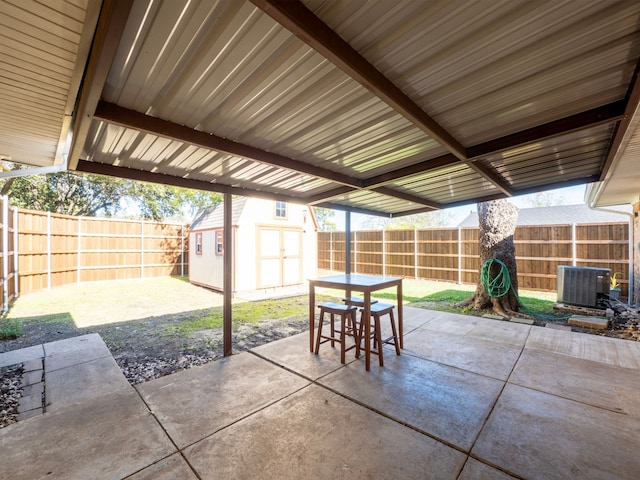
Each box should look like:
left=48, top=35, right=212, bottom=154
left=0, top=0, right=99, bottom=167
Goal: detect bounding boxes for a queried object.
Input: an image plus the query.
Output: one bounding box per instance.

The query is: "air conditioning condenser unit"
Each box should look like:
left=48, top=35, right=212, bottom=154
left=557, top=266, right=610, bottom=308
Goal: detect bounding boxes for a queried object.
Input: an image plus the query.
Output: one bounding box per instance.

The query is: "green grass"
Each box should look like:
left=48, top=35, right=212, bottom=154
left=161, top=295, right=337, bottom=336
left=351, top=278, right=562, bottom=320
left=0, top=317, right=22, bottom=339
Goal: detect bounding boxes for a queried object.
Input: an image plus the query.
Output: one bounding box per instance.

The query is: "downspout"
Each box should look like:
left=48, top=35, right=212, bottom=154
left=588, top=204, right=634, bottom=304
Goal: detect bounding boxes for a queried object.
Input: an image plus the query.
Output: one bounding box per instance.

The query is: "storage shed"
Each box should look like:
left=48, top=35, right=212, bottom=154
left=189, top=198, right=317, bottom=293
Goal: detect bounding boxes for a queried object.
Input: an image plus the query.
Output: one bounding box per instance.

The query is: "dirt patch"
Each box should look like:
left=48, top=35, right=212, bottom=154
left=1, top=306, right=311, bottom=385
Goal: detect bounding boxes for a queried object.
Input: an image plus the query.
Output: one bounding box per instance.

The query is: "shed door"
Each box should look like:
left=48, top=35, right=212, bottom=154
left=257, top=226, right=302, bottom=288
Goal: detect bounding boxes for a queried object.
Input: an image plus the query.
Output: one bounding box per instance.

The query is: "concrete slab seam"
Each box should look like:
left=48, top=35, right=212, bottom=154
left=460, top=328, right=534, bottom=480
left=134, top=363, right=311, bottom=456
left=130, top=385, right=202, bottom=480
left=44, top=352, right=113, bottom=374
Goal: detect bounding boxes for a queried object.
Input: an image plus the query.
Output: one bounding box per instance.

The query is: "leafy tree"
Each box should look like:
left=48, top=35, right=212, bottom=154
left=312, top=207, right=337, bottom=231
left=458, top=199, right=521, bottom=317
left=0, top=171, right=222, bottom=220
left=524, top=191, right=566, bottom=207
left=4, top=172, right=128, bottom=216
left=384, top=210, right=453, bottom=229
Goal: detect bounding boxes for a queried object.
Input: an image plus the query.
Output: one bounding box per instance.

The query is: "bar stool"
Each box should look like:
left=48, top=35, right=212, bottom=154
left=358, top=303, right=400, bottom=367
left=315, top=302, right=360, bottom=363
left=342, top=297, right=378, bottom=308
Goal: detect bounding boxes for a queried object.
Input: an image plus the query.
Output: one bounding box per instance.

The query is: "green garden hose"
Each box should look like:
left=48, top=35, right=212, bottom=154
left=480, top=258, right=569, bottom=321
left=480, top=258, right=512, bottom=298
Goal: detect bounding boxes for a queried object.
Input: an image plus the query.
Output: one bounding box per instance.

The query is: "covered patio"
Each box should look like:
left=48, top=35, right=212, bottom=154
left=2, top=2, right=640, bottom=478
left=2, top=306, right=640, bottom=479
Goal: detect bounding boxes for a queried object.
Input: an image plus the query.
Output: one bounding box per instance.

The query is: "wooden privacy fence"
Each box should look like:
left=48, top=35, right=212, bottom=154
left=0, top=196, right=188, bottom=312
left=318, top=222, right=630, bottom=297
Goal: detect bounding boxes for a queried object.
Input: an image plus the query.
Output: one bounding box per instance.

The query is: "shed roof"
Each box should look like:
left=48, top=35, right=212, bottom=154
left=457, top=204, right=630, bottom=228
left=2, top=1, right=640, bottom=215
left=190, top=198, right=248, bottom=231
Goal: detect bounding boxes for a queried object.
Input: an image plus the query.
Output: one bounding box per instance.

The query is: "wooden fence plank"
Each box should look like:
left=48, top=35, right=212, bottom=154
left=318, top=221, right=630, bottom=296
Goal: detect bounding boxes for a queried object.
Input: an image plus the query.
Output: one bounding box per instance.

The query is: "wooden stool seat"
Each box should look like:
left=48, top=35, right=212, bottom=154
left=342, top=297, right=378, bottom=307
left=315, top=302, right=360, bottom=363
left=358, top=302, right=400, bottom=367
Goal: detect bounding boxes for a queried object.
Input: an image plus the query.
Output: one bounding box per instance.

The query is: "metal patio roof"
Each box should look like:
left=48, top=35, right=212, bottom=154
left=2, top=0, right=640, bottom=216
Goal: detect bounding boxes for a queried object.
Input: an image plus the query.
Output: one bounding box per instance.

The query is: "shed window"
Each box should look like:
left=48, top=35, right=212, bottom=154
left=195, top=232, right=202, bottom=255
left=215, top=230, right=224, bottom=255
left=275, top=201, right=287, bottom=219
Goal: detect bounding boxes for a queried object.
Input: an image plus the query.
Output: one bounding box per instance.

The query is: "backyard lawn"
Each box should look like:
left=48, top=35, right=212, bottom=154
left=0, top=275, right=563, bottom=383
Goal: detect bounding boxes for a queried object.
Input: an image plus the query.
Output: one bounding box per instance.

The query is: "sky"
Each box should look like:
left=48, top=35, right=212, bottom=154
left=331, top=184, right=588, bottom=231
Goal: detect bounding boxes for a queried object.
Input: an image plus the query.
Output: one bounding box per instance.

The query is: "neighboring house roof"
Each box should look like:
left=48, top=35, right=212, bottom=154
left=190, top=197, right=248, bottom=230
left=457, top=204, right=629, bottom=228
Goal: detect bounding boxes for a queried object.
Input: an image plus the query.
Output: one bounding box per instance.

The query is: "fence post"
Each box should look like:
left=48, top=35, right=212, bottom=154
left=47, top=211, right=52, bottom=289
left=2, top=196, right=8, bottom=312
left=77, top=217, right=82, bottom=283
left=571, top=223, right=577, bottom=266
left=181, top=224, right=185, bottom=277
left=13, top=206, right=18, bottom=299
left=329, top=231, right=333, bottom=272
left=414, top=228, right=418, bottom=279
left=353, top=231, right=357, bottom=273
left=382, top=229, right=386, bottom=276
left=457, top=226, right=462, bottom=284
left=140, top=219, right=145, bottom=278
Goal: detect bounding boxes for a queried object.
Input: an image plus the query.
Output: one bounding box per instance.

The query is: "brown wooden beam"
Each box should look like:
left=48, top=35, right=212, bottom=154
left=251, top=0, right=467, bottom=161
left=223, top=192, right=233, bottom=357
left=466, top=162, right=513, bottom=196
left=313, top=202, right=391, bottom=218
left=76, top=160, right=308, bottom=204
left=305, top=186, right=357, bottom=205
left=469, top=101, right=626, bottom=159
left=363, top=154, right=459, bottom=188
left=371, top=186, right=441, bottom=210
left=363, top=101, right=625, bottom=190
left=439, top=174, right=600, bottom=210
left=94, top=101, right=363, bottom=189
left=68, top=0, right=134, bottom=170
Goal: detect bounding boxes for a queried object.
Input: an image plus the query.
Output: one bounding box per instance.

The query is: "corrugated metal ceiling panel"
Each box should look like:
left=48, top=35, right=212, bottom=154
left=392, top=164, right=498, bottom=205
left=83, top=121, right=333, bottom=195
left=102, top=0, right=443, bottom=181
left=0, top=0, right=96, bottom=166
left=66, top=0, right=640, bottom=216
left=326, top=189, right=425, bottom=215
left=305, top=0, right=639, bottom=144
left=480, top=124, right=614, bottom=189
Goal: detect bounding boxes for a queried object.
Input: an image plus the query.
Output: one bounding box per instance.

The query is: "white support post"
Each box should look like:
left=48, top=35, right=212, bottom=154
left=571, top=223, right=577, bottom=266
left=47, top=211, right=52, bottom=289
left=457, top=226, right=462, bottom=284
left=12, top=206, right=18, bottom=299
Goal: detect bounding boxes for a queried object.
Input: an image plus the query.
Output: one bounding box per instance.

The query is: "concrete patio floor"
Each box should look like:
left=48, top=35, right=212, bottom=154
left=1, top=306, right=640, bottom=479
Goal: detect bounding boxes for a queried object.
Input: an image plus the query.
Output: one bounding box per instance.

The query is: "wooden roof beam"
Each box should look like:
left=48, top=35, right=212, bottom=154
left=251, top=0, right=467, bottom=161
left=68, top=0, right=134, bottom=170
left=371, top=186, right=441, bottom=210
left=76, top=160, right=308, bottom=204
left=94, top=101, right=364, bottom=189
left=363, top=101, right=625, bottom=189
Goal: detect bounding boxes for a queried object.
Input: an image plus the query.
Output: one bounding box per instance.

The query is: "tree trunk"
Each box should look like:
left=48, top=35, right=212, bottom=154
left=458, top=199, right=521, bottom=317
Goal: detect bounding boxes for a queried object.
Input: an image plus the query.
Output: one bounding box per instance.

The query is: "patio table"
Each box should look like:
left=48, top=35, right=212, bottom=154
left=308, top=274, right=403, bottom=371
